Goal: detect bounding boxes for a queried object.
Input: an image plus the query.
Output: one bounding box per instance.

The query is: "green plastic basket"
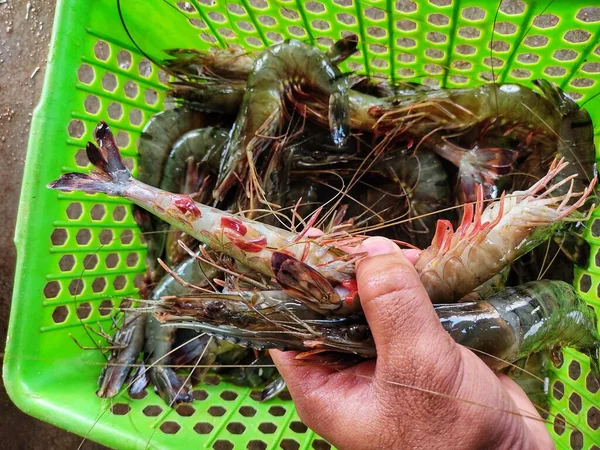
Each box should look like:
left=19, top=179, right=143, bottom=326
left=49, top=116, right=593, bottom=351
left=5, top=0, right=600, bottom=448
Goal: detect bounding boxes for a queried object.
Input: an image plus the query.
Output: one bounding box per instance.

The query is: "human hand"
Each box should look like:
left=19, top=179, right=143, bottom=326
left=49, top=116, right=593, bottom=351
left=271, top=236, right=555, bottom=450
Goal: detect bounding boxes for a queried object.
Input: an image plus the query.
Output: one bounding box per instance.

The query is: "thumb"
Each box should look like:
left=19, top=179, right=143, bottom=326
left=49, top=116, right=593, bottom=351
left=356, top=237, right=457, bottom=372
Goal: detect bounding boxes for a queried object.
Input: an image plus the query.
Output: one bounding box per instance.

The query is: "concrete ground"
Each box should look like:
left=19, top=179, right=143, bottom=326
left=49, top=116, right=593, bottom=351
left=0, top=1, right=105, bottom=448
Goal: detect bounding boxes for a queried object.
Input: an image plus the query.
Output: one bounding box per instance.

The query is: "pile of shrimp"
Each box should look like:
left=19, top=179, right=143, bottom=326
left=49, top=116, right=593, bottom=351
left=48, top=35, right=600, bottom=419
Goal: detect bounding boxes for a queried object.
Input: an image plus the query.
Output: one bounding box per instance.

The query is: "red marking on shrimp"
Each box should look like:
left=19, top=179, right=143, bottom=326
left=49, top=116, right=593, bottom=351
left=221, top=217, right=247, bottom=236
left=228, top=235, right=267, bottom=253
left=341, top=279, right=358, bottom=292
left=173, top=195, right=201, bottom=219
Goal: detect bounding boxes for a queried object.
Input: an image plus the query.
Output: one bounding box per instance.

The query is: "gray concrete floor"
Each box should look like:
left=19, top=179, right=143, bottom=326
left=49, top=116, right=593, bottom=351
left=0, top=1, right=106, bottom=448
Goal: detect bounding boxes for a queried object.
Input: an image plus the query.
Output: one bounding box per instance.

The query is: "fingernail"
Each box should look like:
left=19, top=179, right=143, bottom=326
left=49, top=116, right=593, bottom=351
left=359, top=236, right=398, bottom=257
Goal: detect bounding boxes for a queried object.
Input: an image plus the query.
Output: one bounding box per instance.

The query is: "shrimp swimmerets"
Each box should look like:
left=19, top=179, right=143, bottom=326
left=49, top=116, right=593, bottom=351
left=49, top=122, right=596, bottom=315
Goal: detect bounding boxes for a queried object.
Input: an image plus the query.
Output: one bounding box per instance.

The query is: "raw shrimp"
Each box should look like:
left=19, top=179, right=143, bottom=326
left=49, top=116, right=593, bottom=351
left=415, top=158, right=596, bottom=303
left=436, top=280, right=599, bottom=374
left=49, top=122, right=596, bottom=315
left=164, top=47, right=254, bottom=81
left=136, top=108, right=225, bottom=282
left=213, top=39, right=351, bottom=200
left=154, top=280, right=599, bottom=377
left=96, top=312, right=147, bottom=398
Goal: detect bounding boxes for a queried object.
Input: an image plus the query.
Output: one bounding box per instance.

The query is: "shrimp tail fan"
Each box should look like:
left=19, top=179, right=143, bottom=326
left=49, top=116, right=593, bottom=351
left=47, top=121, right=131, bottom=195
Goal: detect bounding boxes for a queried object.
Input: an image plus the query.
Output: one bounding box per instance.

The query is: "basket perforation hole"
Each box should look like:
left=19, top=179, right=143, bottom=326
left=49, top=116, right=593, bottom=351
left=108, top=102, right=123, bottom=120
left=51, top=228, right=68, bottom=246
left=533, top=14, right=559, bottom=28
left=238, top=20, right=255, bottom=32
left=59, top=255, right=75, bottom=272
left=159, top=421, right=181, bottom=434
left=248, top=0, right=267, bottom=9
left=112, top=206, right=126, bottom=222
left=367, top=26, right=386, bottom=38
left=337, top=13, right=356, bottom=25
left=52, top=305, right=69, bottom=323
left=424, top=63, right=443, bottom=74
left=456, top=44, right=476, bottom=55
left=544, top=66, right=567, bottom=77
left=227, top=3, right=245, bottom=15
left=553, top=414, right=566, bottom=435
left=76, top=302, right=92, bottom=319
left=397, top=53, right=416, bottom=63
left=245, top=36, right=263, bottom=47
left=552, top=380, right=564, bottom=400
left=138, top=59, right=153, bottom=78
left=571, top=78, right=594, bottom=88
left=117, top=50, right=132, bottom=70
left=588, top=406, right=600, bottom=430
left=67, top=202, right=83, bottom=220
left=583, top=62, right=600, bottom=74
left=129, top=108, right=143, bottom=126
left=143, top=405, right=163, bottom=416
left=83, top=253, right=98, bottom=270
left=570, top=429, right=583, bottom=450
left=249, top=390, right=263, bottom=401
left=332, top=0, right=352, bottom=6
left=265, top=31, right=281, bottom=42
left=397, top=37, right=416, bottom=48
left=99, top=229, right=113, bottom=245
left=126, top=253, right=139, bottom=268
left=208, top=406, right=226, bottom=417
left=258, top=422, right=277, bottom=434
left=426, top=31, right=446, bottom=43
left=119, top=298, right=133, bottom=309
left=207, top=11, right=226, bottom=22
left=422, top=78, right=441, bottom=88
left=370, top=44, right=387, bottom=54
left=220, top=390, right=238, bottom=401
left=430, top=0, right=451, bottom=5
left=461, top=6, right=485, bottom=21
left=204, top=375, right=220, bottom=386
left=311, top=19, right=330, bottom=31
left=68, top=119, right=85, bottom=139
left=289, top=421, right=307, bottom=433
left=579, top=274, right=592, bottom=293
left=396, top=19, right=416, bottom=31
left=75, top=149, right=90, bottom=167
left=84, top=95, right=100, bottom=114
left=516, top=53, right=538, bottom=64
left=113, top=275, right=127, bottom=291
left=78, top=64, right=95, bottom=84
left=44, top=281, right=61, bottom=298
left=523, top=35, right=548, bottom=47
left=306, top=1, right=325, bottom=13
left=577, top=7, right=600, bottom=23
left=425, top=49, right=444, bottom=59
left=371, top=58, right=388, bottom=69
left=111, top=403, right=131, bottom=415
left=479, top=72, right=498, bottom=82
left=510, top=69, right=531, bottom=79
left=268, top=406, right=286, bottom=417
left=395, top=0, right=417, bottom=13
left=484, top=57, right=504, bottom=68
left=494, top=22, right=516, bottom=35
left=450, top=75, right=468, bottom=84
left=458, top=26, right=479, bottom=39
left=76, top=229, right=92, bottom=245
left=312, top=440, right=331, bottom=450
left=587, top=371, right=600, bottom=393
left=568, top=392, right=582, bottom=414
left=564, top=29, right=591, bottom=44
left=176, top=1, right=195, bottom=12
left=94, top=41, right=110, bottom=61
left=194, top=422, right=214, bottom=434
left=90, top=204, right=106, bottom=221
left=144, top=89, right=158, bottom=106
left=452, top=60, right=471, bottom=70
left=246, top=441, right=266, bottom=450
left=98, top=299, right=113, bottom=316
left=226, top=422, right=246, bottom=434
left=101, top=72, right=117, bottom=92
left=280, top=440, right=300, bottom=450
left=176, top=404, right=195, bottom=417
left=106, top=253, right=120, bottom=269
left=116, top=131, right=130, bottom=148
left=239, top=406, right=256, bottom=417
left=189, top=18, right=207, bottom=29
left=92, top=277, right=106, bottom=293
left=428, top=13, right=449, bottom=25
left=213, top=441, right=233, bottom=450
left=201, top=34, right=220, bottom=45
left=120, top=230, right=134, bottom=245
left=566, top=91, right=583, bottom=101
left=568, top=360, right=581, bottom=380
left=287, top=26, right=306, bottom=37
left=124, top=81, right=139, bottom=99
left=552, top=48, right=579, bottom=61
left=499, top=0, right=525, bottom=15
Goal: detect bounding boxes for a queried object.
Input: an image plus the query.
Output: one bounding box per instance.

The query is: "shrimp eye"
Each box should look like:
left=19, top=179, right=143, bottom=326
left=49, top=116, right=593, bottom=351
left=347, top=325, right=369, bottom=341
